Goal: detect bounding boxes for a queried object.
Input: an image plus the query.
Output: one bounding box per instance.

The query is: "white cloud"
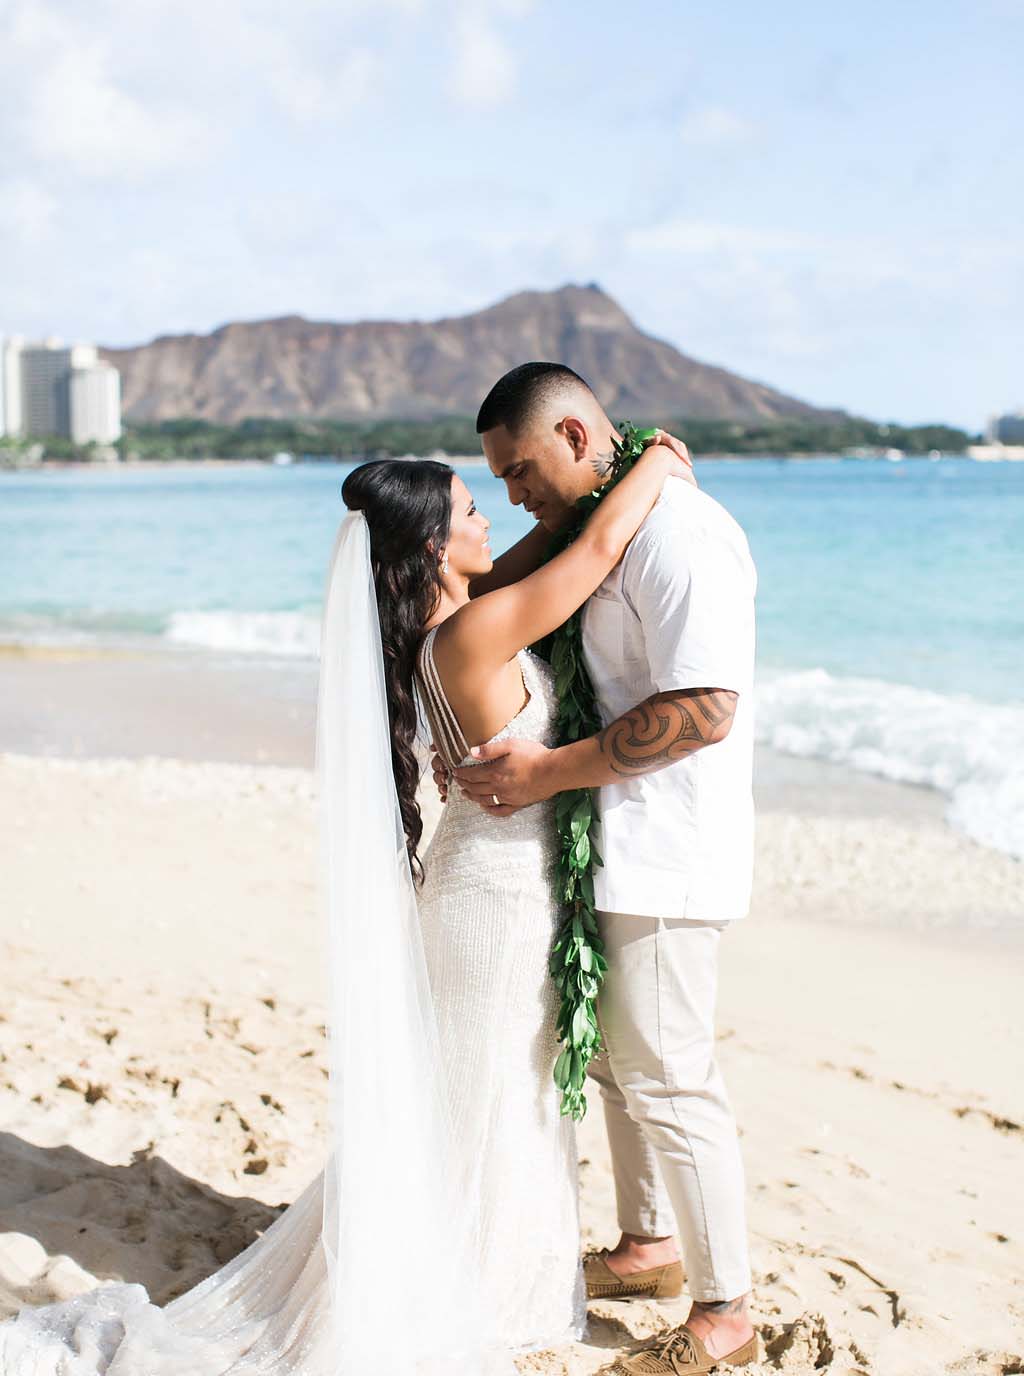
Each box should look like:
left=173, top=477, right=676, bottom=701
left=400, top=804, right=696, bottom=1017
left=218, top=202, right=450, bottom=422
left=449, top=11, right=519, bottom=108
left=27, top=42, right=210, bottom=179
left=488, top=0, right=536, bottom=15
left=0, top=178, right=60, bottom=245
left=627, top=220, right=814, bottom=258
left=265, top=49, right=378, bottom=124
left=0, top=0, right=395, bottom=184
left=0, top=5, right=211, bottom=181
left=678, top=106, right=753, bottom=147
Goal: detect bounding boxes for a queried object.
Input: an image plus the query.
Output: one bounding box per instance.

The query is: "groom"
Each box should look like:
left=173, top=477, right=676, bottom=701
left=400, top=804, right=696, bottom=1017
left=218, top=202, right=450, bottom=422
left=450, top=363, right=758, bottom=1375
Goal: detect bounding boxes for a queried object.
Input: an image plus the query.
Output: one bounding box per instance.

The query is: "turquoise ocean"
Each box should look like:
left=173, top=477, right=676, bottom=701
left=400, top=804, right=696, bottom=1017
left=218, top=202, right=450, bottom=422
left=2, top=457, right=1022, bottom=859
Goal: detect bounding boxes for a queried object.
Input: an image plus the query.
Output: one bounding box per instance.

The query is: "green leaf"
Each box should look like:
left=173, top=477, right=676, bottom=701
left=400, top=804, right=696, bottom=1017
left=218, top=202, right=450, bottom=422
left=578, top=971, right=598, bottom=998
left=570, top=795, right=592, bottom=838
left=580, top=869, right=596, bottom=909
left=569, top=1050, right=585, bottom=1091
left=572, top=833, right=591, bottom=870
left=554, top=1047, right=571, bottom=1087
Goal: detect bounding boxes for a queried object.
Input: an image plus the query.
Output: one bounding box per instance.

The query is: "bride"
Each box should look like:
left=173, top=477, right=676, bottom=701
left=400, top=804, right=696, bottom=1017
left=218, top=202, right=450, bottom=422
left=0, top=441, right=691, bottom=1374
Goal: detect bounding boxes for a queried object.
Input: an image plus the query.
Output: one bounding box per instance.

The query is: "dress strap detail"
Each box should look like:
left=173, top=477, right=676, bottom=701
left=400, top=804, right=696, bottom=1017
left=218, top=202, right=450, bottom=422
left=418, top=627, right=471, bottom=770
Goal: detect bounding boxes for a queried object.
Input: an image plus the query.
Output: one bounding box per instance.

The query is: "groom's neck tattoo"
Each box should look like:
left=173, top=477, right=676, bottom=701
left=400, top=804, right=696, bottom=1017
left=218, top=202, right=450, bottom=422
left=597, top=689, right=737, bottom=776
left=590, top=447, right=615, bottom=480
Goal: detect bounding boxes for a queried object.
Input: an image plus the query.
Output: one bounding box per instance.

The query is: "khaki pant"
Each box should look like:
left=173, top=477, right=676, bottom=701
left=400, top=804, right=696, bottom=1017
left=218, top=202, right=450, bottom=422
left=587, top=913, right=752, bottom=1302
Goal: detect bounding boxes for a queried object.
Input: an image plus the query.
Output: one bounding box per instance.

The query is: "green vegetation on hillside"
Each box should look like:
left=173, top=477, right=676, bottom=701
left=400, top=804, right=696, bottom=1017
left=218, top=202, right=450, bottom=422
left=673, top=416, right=973, bottom=456
left=119, top=415, right=975, bottom=459
left=2, top=414, right=976, bottom=466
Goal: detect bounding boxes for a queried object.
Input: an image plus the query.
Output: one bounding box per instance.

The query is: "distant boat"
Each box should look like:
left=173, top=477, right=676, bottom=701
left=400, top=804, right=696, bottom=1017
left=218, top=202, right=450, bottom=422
left=884, top=448, right=905, bottom=462
left=271, top=451, right=295, bottom=466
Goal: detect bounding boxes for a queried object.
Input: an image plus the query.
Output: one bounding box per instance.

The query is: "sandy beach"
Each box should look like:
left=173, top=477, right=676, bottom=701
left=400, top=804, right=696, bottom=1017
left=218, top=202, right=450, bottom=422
left=1, top=648, right=1021, bottom=1374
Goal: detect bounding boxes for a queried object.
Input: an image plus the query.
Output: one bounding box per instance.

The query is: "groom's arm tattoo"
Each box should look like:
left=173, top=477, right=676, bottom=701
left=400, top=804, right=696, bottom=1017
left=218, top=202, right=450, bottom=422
left=597, top=689, right=737, bottom=776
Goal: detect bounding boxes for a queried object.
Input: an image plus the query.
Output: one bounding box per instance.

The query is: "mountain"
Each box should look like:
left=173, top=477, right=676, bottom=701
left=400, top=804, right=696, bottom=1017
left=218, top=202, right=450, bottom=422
left=99, top=284, right=841, bottom=425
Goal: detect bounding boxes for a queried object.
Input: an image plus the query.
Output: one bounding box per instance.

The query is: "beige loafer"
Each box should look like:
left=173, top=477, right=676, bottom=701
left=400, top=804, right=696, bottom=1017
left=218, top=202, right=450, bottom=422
left=584, top=1248, right=684, bottom=1301
left=617, top=1323, right=759, bottom=1374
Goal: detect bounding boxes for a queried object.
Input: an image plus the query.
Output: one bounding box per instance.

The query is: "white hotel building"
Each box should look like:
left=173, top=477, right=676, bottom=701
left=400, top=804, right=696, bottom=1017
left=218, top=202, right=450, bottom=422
left=1, top=336, right=122, bottom=445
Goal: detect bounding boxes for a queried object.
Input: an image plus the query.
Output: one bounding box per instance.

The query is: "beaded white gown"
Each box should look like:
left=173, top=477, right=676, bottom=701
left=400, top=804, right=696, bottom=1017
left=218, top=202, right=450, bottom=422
left=0, top=632, right=583, bottom=1374
left=415, top=628, right=585, bottom=1354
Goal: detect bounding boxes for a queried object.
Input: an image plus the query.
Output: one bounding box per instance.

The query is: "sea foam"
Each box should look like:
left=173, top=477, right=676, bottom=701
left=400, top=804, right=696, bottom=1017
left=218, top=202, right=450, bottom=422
left=165, top=610, right=321, bottom=658
left=160, top=618, right=1024, bottom=864
left=756, top=669, right=1024, bottom=861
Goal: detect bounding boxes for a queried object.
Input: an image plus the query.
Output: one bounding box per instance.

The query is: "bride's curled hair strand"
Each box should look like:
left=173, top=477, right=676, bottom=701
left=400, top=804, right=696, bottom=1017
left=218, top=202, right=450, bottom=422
left=341, top=458, right=454, bottom=884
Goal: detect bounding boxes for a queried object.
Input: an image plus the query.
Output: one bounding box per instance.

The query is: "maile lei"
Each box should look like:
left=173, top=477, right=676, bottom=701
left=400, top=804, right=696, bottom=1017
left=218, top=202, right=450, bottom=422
left=541, top=422, right=659, bottom=1119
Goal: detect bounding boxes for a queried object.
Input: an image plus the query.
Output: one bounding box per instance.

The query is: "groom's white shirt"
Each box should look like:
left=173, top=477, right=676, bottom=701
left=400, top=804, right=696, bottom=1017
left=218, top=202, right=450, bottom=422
left=581, top=477, right=757, bottom=921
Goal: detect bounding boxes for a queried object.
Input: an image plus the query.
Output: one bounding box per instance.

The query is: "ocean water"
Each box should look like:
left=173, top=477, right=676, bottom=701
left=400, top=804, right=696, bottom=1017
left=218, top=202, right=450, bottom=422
left=2, top=457, right=1022, bottom=859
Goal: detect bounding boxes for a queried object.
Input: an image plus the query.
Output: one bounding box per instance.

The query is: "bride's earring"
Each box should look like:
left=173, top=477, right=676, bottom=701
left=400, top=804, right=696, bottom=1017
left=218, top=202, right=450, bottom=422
left=440, top=550, right=449, bottom=576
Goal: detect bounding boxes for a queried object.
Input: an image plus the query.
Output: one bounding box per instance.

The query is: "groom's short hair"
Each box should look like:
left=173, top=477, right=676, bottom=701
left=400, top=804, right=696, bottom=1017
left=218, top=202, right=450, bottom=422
left=475, top=362, right=595, bottom=437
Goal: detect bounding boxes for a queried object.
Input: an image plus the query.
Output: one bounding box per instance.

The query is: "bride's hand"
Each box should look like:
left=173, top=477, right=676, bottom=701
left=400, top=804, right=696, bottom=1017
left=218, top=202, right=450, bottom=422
left=643, top=429, right=698, bottom=487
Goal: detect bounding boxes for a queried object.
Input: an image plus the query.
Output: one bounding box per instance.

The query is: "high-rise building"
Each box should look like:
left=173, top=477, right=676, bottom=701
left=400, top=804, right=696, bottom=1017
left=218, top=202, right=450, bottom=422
left=1, top=336, right=24, bottom=437
left=20, top=341, right=80, bottom=437
left=0, top=336, right=120, bottom=445
left=70, top=362, right=122, bottom=444
left=989, top=411, right=1024, bottom=446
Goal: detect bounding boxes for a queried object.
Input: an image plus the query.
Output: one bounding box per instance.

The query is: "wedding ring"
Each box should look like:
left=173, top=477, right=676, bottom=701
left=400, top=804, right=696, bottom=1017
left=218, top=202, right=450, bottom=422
left=491, top=794, right=500, bottom=806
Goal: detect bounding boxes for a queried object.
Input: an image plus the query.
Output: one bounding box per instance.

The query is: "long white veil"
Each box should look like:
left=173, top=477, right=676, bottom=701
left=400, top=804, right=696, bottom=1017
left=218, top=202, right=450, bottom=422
left=315, top=511, right=488, bottom=1373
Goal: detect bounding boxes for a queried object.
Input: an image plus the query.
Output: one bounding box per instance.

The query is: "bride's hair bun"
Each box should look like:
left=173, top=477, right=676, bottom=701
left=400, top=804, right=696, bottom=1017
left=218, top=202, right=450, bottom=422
left=340, top=461, right=380, bottom=514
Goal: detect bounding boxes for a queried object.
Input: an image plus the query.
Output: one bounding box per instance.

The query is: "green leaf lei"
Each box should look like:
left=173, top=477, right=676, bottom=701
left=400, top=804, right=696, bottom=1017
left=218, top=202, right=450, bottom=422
left=541, top=422, right=659, bottom=1119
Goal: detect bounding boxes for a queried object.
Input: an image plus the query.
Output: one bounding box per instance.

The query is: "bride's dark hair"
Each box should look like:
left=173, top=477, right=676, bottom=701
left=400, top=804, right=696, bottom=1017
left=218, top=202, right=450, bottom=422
left=341, top=458, right=454, bottom=883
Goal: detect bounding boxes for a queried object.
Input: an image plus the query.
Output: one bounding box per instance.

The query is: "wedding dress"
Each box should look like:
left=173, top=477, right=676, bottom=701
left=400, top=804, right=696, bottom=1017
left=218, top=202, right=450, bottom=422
left=415, top=627, right=585, bottom=1353
left=0, top=514, right=582, bottom=1376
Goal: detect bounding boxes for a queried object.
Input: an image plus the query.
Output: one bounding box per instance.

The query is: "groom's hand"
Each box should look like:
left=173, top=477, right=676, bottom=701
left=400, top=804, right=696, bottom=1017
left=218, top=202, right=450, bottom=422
left=452, top=739, right=555, bottom=816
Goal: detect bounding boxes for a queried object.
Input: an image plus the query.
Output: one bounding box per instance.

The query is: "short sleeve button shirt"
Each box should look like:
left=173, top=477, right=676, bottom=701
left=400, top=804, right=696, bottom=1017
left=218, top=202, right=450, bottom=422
left=580, top=478, right=757, bottom=921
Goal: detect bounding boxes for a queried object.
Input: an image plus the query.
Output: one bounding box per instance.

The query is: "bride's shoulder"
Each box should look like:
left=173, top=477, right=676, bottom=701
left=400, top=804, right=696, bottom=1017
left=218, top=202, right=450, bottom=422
left=426, top=614, right=488, bottom=689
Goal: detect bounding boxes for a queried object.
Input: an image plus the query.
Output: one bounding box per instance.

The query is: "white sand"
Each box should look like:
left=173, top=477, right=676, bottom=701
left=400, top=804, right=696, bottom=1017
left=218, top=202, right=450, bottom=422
left=1, top=748, right=1022, bottom=1373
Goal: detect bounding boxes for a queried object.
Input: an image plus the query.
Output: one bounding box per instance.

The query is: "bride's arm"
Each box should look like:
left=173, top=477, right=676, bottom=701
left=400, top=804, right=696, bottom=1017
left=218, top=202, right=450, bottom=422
left=438, top=445, right=686, bottom=669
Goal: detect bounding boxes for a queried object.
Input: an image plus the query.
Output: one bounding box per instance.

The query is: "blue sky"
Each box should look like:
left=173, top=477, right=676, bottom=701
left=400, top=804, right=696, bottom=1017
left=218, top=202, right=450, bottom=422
left=0, top=0, right=1020, bottom=428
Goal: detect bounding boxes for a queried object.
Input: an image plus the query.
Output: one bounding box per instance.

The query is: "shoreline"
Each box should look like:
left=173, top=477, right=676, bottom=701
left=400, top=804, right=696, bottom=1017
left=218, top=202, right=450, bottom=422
left=0, top=636, right=957, bottom=785
left=0, top=645, right=1020, bottom=947
left=0, top=635, right=1015, bottom=812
